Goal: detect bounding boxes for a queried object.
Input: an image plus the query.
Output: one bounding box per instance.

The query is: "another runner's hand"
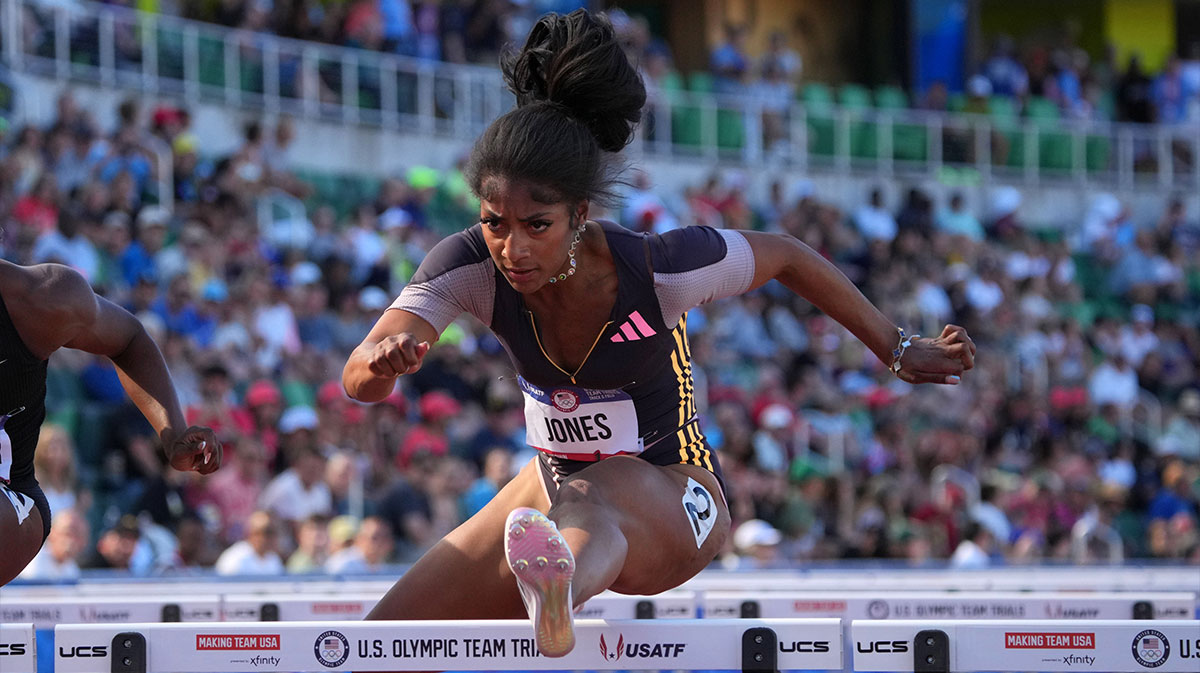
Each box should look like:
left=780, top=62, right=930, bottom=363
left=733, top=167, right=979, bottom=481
left=167, top=426, right=222, bottom=475
left=367, top=333, right=430, bottom=378
left=894, top=324, right=976, bottom=385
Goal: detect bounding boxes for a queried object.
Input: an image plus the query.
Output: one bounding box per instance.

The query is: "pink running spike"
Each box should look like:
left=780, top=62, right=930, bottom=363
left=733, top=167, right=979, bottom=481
left=504, top=507, right=576, bottom=657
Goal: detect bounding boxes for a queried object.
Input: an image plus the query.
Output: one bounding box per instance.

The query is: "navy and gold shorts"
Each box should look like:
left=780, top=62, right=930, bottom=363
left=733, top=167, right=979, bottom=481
left=536, top=437, right=725, bottom=501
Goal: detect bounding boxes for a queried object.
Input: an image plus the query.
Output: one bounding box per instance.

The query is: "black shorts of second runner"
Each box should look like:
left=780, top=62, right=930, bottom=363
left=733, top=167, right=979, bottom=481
left=2, top=477, right=51, bottom=541
left=536, top=439, right=725, bottom=501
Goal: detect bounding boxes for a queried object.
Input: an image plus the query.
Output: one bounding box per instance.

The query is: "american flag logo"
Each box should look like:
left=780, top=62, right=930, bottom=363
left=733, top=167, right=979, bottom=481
left=1132, top=629, right=1169, bottom=667
left=314, top=630, right=348, bottom=668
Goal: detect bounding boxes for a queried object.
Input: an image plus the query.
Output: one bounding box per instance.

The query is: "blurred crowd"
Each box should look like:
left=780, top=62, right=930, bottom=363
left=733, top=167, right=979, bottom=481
left=19, top=0, right=1200, bottom=126
left=1, top=87, right=1198, bottom=581
left=18, top=0, right=588, bottom=65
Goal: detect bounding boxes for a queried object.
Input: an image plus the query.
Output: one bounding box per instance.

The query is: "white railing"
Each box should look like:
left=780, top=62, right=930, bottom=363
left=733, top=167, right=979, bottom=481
left=5, top=0, right=1199, bottom=193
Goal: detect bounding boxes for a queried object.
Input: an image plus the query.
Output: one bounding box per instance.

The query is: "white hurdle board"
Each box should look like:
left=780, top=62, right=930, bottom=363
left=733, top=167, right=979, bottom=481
left=222, top=590, right=697, bottom=621
left=0, top=595, right=220, bottom=628
left=704, top=591, right=1196, bottom=620
left=851, top=619, right=1200, bottom=672
left=0, top=623, right=36, bottom=673
left=55, top=618, right=843, bottom=672
left=681, top=566, right=1200, bottom=593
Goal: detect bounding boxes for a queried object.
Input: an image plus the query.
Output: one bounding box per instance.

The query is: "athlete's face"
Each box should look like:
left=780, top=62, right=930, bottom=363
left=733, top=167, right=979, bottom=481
left=478, top=176, right=587, bottom=293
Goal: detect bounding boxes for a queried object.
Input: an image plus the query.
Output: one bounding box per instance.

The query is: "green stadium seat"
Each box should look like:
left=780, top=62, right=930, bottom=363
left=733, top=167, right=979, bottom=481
left=687, top=71, right=715, bottom=93
left=838, top=84, right=872, bottom=109
left=717, top=108, right=744, bottom=150
left=874, top=85, right=909, bottom=110
left=156, top=28, right=185, bottom=82
left=1025, top=97, right=1072, bottom=172
left=983, top=96, right=1025, bottom=168
left=198, top=37, right=226, bottom=90
left=801, top=82, right=834, bottom=108
left=671, top=103, right=702, bottom=148
left=659, top=71, right=685, bottom=92
left=1086, top=135, right=1112, bottom=173
left=800, top=83, right=835, bottom=157
left=873, top=86, right=924, bottom=161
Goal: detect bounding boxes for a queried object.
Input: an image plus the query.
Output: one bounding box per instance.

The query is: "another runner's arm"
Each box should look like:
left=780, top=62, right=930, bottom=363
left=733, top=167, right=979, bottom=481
left=343, top=309, right=440, bottom=403
left=48, top=266, right=220, bottom=473
left=739, top=230, right=974, bottom=382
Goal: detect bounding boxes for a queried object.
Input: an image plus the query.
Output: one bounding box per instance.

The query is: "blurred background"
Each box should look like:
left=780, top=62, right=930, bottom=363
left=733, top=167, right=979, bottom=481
left=0, top=0, right=1197, bottom=579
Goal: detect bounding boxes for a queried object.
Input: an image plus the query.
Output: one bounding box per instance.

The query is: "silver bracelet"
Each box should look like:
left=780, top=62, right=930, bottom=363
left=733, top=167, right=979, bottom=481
left=890, top=327, right=919, bottom=376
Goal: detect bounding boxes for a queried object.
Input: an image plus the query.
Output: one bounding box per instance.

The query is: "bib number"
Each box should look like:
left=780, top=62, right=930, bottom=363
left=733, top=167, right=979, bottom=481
left=682, top=478, right=716, bottom=548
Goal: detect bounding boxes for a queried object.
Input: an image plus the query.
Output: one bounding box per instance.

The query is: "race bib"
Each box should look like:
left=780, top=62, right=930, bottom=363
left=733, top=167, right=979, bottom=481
left=519, top=376, right=641, bottom=460
left=682, top=478, right=717, bottom=548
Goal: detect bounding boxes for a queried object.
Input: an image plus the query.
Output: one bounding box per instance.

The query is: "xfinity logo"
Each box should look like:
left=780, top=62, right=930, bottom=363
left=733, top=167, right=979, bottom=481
left=856, top=640, right=908, bottom=654
left=249, top=655, right=281, bottom=667
left=0, top=643, right=27, bottom=656
left=59, top=645, right=107, bottom=658
left=1061, top=654, right=1096, bottom=666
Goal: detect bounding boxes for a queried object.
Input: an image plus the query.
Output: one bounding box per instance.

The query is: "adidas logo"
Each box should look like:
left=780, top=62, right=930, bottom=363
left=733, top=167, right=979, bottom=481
left=610, top=311, right=657, bottom=342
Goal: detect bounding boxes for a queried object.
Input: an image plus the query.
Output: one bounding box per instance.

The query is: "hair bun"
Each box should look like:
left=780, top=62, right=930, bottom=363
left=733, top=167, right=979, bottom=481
left=501, top=10, right=645, bottom=153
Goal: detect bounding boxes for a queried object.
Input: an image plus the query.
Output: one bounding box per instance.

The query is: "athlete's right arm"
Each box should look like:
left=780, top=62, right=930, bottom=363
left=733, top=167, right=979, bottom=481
left=342, top=309, right=440, bottom=403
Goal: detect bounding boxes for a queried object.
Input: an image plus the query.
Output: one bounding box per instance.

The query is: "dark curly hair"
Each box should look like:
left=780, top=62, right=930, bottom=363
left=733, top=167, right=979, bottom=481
left=465, top=9, right=646, bottom=209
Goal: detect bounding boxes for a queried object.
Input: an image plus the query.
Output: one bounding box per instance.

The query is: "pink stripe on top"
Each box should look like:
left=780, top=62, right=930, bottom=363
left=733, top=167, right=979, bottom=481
left=628, top=311, right=656, bottom=337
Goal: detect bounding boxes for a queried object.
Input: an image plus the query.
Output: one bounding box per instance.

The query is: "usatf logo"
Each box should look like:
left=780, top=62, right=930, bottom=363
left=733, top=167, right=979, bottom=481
left=1132, top=629, right=1170, bottom=668
left=551, top=390, right=580, bottom=412
left=600, top=634, right=624, bottom=661
left=599, top=634, right=685, bottom=659
left=314, top=630, right=349, bottom=668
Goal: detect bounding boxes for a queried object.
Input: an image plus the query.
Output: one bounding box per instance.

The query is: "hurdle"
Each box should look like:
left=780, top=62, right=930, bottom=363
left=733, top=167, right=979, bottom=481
left=703, top=591, right=1196, bottom=620
left=53, top=618, right=844, bottom=672
left=220, top=589, right=698, bottom=621
left=8, top=589, right=1195, bottom=629
left=0, top=623, right=35, bottom=673
left=851, top=619, right=1200, bottom=672
left=0, top=595, right=221, bottom=628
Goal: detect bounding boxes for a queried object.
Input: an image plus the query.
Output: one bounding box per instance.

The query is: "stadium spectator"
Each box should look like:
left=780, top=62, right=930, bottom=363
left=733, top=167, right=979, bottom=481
left=710, top=23, right=750, bottom=94
left=18, top=507, right=90, bottom=580
left=461, top=446, right=514, bottom=518
left=200, top=438, right=269, bottom=545
left=853, top=188, right=897, bottom=243
left=171, top=512, right=221, bottom=569
left=325, top=515, right=394, bottom=573
left=259, top=440, right=332, bottom=535
left=31, top=423, right=82, bottom=516
left=728, top=518, right=784, bottom=569
left=214, top=510, right=285, bottom=575
left=286, top=513, right=333, bottom=573
left=980, top=35, right=1028, bottom=98
left=81, top=514, right=143, bottom=572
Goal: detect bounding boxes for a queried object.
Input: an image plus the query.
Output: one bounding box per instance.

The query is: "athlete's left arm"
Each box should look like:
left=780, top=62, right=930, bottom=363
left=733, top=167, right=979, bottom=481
left=55, top=271, right=221, bottom=474
left=739, top=230, right=974, bottom=384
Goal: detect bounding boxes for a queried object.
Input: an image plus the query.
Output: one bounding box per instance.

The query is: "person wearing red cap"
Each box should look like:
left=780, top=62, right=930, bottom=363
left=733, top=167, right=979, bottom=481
left=243, top=379, right=283, bottom=462
left=0, top=260, right=221, bottom=585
